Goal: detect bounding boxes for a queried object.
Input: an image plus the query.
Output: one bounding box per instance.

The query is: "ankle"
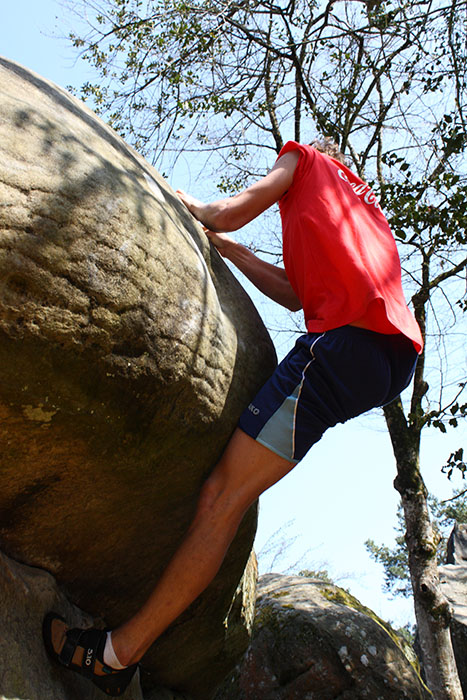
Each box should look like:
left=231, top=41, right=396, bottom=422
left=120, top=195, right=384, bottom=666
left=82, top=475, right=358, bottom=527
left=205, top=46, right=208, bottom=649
left=103, top=631, right=128, bottom=669
left=110, top=629, right=140, bottom=667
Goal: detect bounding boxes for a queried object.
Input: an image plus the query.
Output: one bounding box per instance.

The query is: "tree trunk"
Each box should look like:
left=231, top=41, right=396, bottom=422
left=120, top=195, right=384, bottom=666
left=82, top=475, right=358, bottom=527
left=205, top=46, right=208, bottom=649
left=384, top=399, right=463, bottom=700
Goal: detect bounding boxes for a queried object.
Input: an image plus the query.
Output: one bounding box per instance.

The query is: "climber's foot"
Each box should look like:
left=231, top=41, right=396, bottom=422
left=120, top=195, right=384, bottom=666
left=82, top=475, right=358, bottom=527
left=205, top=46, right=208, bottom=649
left=42, top=612, right=138, bottom=697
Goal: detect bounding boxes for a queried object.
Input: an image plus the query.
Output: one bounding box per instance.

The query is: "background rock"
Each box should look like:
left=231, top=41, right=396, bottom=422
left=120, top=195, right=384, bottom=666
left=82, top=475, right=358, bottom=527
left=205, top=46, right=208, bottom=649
left=438, top=523, right=467, bottom=696
left=0, top=56, right=276, bottom=698
left=214, top=573, right=430, bottom=700
left=446, top=522, right=467, bottom=565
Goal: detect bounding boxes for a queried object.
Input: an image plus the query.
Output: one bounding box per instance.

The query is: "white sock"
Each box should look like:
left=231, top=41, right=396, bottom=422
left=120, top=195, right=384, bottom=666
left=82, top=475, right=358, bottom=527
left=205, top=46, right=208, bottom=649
left=103, top=631, right=128, bottom=670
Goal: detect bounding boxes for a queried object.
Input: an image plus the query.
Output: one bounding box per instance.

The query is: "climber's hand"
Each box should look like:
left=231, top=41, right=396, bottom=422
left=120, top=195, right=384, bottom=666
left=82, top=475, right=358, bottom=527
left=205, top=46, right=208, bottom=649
left=203, top=228, right=236, bottom=257
left=176, top=190, right=205, bottom=217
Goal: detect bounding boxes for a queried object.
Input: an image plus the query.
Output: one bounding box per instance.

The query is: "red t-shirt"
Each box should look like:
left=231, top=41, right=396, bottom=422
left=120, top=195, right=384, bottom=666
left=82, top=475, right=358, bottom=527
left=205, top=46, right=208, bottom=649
left=278, top=141, right=423, bottom=353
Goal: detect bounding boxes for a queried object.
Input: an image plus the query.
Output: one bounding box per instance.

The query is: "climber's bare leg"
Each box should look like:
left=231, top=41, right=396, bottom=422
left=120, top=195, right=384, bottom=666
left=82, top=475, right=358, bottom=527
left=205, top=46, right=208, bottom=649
left=111, top=427, right=294, bottom=666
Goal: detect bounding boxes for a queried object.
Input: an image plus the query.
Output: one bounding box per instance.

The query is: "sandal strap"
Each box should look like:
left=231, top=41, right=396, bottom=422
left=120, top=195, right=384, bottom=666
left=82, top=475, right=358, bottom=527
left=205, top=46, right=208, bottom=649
left=59, top=627, right=85, bottom=667
left=44, top=613, right=138, bottom=695
left=60, top=626, right=106, bottom=679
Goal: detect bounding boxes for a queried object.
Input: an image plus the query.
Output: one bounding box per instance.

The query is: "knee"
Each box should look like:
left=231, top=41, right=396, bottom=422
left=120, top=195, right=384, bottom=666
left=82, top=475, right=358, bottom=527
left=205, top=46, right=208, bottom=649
left=197, top=471, right=227, bottom=515
left=195, top=470, right=244, bottom=525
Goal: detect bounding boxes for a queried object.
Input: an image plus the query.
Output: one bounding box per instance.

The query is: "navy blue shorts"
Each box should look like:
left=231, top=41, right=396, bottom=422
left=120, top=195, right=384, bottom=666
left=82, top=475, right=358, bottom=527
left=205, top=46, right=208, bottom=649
left=238, top=326, right=418, bottom=464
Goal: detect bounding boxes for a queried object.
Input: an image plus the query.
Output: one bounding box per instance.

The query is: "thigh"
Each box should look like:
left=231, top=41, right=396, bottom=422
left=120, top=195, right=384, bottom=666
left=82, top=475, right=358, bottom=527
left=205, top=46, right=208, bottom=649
left=238, top=326, right=407, bottom=465
left=206, top=428, right=296, bottom=511
left=238, top=332, right=325, bottom=463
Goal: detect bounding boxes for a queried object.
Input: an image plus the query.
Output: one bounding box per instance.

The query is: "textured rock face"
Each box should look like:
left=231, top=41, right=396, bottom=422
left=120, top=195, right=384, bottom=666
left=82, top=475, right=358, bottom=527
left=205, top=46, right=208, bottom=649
left=215, top=574, right=430, bottom=700
left=0, top=56, right=276, bottom=698
left=446, top=522, right=467, bottom=565
left=439, top=523, right=467, bottom=696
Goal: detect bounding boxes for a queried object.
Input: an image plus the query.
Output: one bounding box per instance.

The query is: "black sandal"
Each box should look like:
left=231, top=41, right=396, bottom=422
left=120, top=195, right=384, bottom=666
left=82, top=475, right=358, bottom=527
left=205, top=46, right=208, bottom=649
left=42, top=612, right=138, bottom=696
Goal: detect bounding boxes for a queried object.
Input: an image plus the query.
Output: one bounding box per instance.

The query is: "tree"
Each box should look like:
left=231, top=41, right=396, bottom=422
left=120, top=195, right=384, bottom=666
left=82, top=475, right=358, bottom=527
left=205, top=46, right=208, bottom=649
left=366, top=488, right=467, bottom=598
left=67, top=0, right=467, bottom=696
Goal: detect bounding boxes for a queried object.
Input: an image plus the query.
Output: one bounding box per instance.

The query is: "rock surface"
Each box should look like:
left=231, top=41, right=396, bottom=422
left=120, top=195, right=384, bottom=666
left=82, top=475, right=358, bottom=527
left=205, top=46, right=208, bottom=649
left=0, top=550, right=142, bottom=700
left=0, top=56, right=276, bottom=699
left=439, top=523, right=467, bottom=696
left=446, top=522, right=467, bottom=565
left=214, top=574, right=430, bottom=700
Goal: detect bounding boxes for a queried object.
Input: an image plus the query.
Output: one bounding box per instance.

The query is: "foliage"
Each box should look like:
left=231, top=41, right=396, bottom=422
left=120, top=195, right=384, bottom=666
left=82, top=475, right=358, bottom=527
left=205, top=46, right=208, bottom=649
left=68, top=1, right=467, bottom=177
left=365, top=505, right=412, bottom=598
left=442, top=447, right=467, bottom=480
left=298, top=568, right=334, bottom=583
left=396, top=623, right=416, bottom=646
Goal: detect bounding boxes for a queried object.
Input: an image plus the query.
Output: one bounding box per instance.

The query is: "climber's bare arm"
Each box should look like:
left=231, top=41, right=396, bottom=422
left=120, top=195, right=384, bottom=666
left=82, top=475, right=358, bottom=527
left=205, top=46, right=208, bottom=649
left=176, top=150, right=299, bottom=232
left=176, top=150, right=301, bottom=309
left=206, top=230, right=301, bottom=312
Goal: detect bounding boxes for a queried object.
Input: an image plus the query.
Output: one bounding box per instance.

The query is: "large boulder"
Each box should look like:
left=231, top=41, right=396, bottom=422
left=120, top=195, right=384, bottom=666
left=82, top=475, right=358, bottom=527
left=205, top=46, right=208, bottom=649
left=214, top=574, right=430, bottom=699
left=0, top=56, right=276, bottom=698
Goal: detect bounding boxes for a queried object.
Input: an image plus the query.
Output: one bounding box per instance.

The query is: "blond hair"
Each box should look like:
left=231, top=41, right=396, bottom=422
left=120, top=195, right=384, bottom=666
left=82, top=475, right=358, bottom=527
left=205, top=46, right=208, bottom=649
left=310, top=137, right=348, bottom=165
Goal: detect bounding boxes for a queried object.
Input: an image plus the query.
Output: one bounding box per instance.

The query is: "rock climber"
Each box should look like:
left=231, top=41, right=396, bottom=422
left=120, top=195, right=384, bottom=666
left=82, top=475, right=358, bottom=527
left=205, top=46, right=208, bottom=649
left=43, top=139, right=422, bottom=696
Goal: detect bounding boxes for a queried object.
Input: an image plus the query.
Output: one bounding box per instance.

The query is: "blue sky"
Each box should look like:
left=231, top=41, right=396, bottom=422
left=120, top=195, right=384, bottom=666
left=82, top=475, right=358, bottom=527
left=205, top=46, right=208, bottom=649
left=1, top=2, right=91, bottom=89
left=2, top=0, right=466, bottom=628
